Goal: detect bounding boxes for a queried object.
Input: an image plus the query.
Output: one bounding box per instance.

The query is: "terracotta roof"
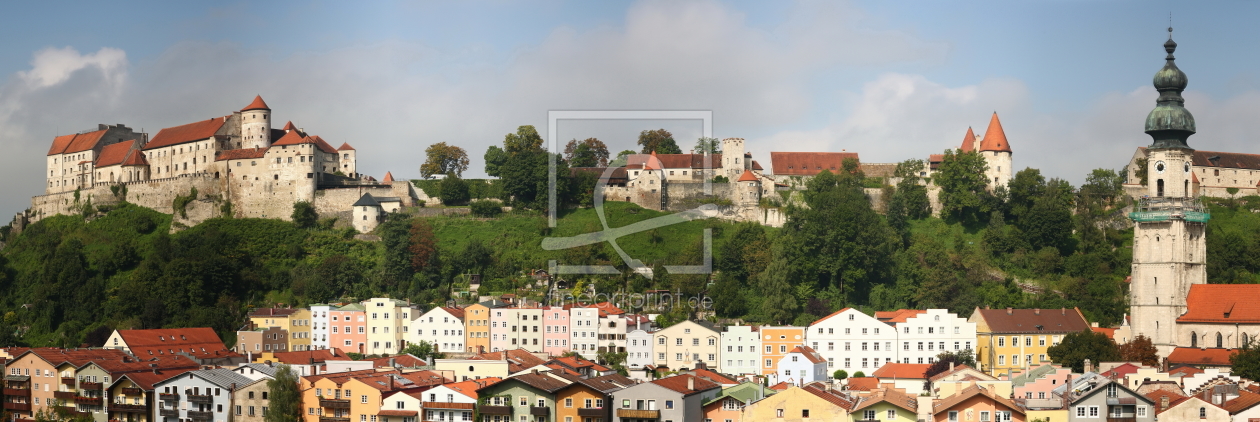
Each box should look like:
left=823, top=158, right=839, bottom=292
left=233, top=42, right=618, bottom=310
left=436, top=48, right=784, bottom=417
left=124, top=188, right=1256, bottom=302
left=932, top=385, right=1024, bottom=415
left=929, top=154, right=945, bottom=162
left=652, top=374, right=721, bottom=396
left=122, top=148, right=149, bottom=166
left=267, top=348, right=352, bottom=365
left=802, top=385, right=857, bottom=410
left=382, top=172, right=395, bottom=183
left=1092, top=327, right=1118, bottom=339
left=95, top=140, right=138, bottom=167
left=769, top=381, right=793, bottom=391
left=365, top=354, right=427, bottom=368
left=282, top=121, right=297, bottom=131
left=249, top=308, right=298, bottom=317
left=1179, top=284, right=1260, bottom=323
left=853, top=387, right=918, bottom=412
left=1168, top=366, right=1204, bottom=378
left=846, top=377, right=879, bottom=391
left=688, top=368, right=739, bottom=385
left=1191, top=150, right=1260, bottom=170
left=47, top=129, right=111, bottom=156
left=215, top=148, right=267, bottom=161
left=871, top=363, right=930, bottom=380
left=114, top=328, right=231, bottom=358
left=787, top=346, right=826, bottom=364
left=737, top=169, right=759, bottom=182
left=973, top=308, right=1090, bottom=334
left=85, top=354, right=199, bottom=374
left=770, top=151, right=860, bottom=176
left=1167, top=347, right=1235, bottom=367
left=472, top=349, right=545, bottom=373
left=1223, top=389, right=1260, bottom=413
left=877, top=309, right=927, bottom=324
left=145, top=117, right=228, bottom=150
left=927, top=365, right=988, bottom=382
left=978, top=113, right=1011, bottom=153
left=376, top=410, right=417, bottom=417
left=751, top=160, right=763, bottom=170
left=337, top=142, right=355, bottom=151
left=497, top=372, right=573, bottom=393
left=809, top=308, right=853, bottom=326
left=308, top=135, right=338, bottom=154
left=441, top=307, right=465, bottom=320
left=1192, top=172, right=1200, bottom=183
left=241, top=95, right=271, bottom=111
left=117, top=368, right=195, bottom=390
left=642, top=152, right=663, bottom=171
left=959, top=127, right=977, bottom=153
left=593, top=302, right=626, bottom=316
left=270, top=131, right=338, bottom=154
left=433, top=377, right=502, bottom=399
left=24, top=348, right=130, bottom=367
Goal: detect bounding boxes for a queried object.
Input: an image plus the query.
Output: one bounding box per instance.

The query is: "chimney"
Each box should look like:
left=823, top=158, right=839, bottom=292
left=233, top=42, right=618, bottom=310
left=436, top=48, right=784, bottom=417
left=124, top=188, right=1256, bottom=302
left=1061, top=308, right=1066, bottom=315
left=688, top=376, right=695, bottom=391
left=389, top=358, right=396, bottom=368
left=1034, top=309, right=1040, bottom=315
left=1006, top=308, right=1013, bottom=315
left=1161, top=395, right=1170, bottom=412
left=1084, top=359, right=1092, bottom=374
left=949, top=362, right=954, bottom=372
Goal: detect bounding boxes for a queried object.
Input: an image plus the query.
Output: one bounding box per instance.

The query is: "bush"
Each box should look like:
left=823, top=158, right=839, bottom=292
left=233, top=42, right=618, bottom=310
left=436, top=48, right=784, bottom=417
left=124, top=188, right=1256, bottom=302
left=292, top=201, right=317, bottom=229
left=852, top=371, right=866, bottom=378
left=470, top=200, right=502, bottom=218
left=833, top=370, right=848, bottom=380
left=439, top=176, right=471, bottom=205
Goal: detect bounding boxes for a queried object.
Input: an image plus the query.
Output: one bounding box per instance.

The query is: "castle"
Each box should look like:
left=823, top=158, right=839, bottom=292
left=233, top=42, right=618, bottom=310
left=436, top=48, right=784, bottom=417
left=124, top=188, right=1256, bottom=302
left=30, top=96, right=420, bottom=229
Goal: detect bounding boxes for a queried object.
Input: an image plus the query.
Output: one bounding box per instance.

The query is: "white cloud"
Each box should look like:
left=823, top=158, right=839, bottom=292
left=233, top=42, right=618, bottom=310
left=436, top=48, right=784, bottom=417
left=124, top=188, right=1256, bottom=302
left=19, top=46, right=127, bottom=90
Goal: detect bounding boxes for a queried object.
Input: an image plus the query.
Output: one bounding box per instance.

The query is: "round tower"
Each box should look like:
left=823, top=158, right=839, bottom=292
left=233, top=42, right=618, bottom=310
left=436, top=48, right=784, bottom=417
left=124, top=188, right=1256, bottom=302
left=240, top=95, right=273, bottom=149
left=978, top=112, right=1013, bottom=188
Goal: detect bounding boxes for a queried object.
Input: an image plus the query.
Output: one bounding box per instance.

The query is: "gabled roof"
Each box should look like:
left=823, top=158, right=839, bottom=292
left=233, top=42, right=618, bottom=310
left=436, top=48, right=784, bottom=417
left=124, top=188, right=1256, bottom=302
left=959, top=127, right=977, bottom=153
left=145, top=117, right=228, bottom=150
left=932, top=385, right=1023, bottom=415
left=281, top=121, right=297, bottom=131
left=809, top=308, right=854, bottom=326
left=94, top=140, right=137, bottom=167
left=625, top=153, right=721, bottom=170
left=751, top=160, right=763, bottom=171
left=270, top=131, right=338, bottom=154
left=472, top=349, right=545, bottom=374
left=785, top=346, right=826, bottom=365
left=876, top=309, right=927, bottom=324
left=168, top=368, right=254, bottom=389
left=116, top=368, right=195, bottom=390
left=651, top=374, right=721, bottom=396
left=122, top=148, right=149, bottom=166
left=770, top=151, right=860, bottom=176
left=737, top=169, right=759, bottom=182
left=978, top=112, right=1011, bottom=153
left=704, top=382, right=773, bottom=406
left=241, top=95, right=270, bottom=111
left=1191, top=150, right=1260, bottom=170
left=22, top=348, right=130, bottom=368
left=266, top=348, right=351, bottom=365
left=559, top=372, right=637, bottom=394
left=365, top=354, right=427, bottom=368
left=769, top=381, right=793, bottom=391
left=437, top=306, right=465, bottom=320
left=1179, top=284, right=1260, bottom=323
left=1223, top=389, right=1260, bottom=413
left=928, top=365, right=993, bottom=383
left=249, top=308, right=298, bottom=317
left=430, top=377, right=502, bottom=399
left=215, top=148, right=268, bottom=161
left=972, top=307, right=1090, bottom=334
left=853, top=387, right=918, bottom=412
left=114, top=328, right=231, bottom=358
left=491, top=372, right=572, bottom=393
left=802, top=385, right=857, bottom=410
left=337, top=142, right=355, bottom=151
left=48, top=130, right=109, bottom=156
left=686, top=368, right=739, bottom=386
left=234, top=363, right=279, bottom=378
left=1167, top=347, right=1235, bottom=367
left=846, top=377, right=879, bottom=391
left=871, top=363, right=930, bottom=380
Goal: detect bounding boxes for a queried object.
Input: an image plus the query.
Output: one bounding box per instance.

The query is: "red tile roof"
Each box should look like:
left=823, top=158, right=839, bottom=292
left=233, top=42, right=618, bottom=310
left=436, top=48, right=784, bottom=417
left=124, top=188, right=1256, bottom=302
left=441, top=307, right=465, bottom=320
left=932, top=385, right=1023, bottom=415
left=802, top=385, right=857, bottom=410
left=929, top=154, right=945, bottom=162
left=688, top=368, right=738, bottom=385
left=215, top=148, right=268, bottom=161
left=852, top=386, right=918, bottom=412
left=146, top=117, right=228, bottom=150
left=48, top=130, right=111, bottom=156
left=751, top=160, right=763, bottom=170
left=878, top=309, right=927, bottom=324
left=282, top=121, right=297, bottom=131
left=433, top=377, right=502, bottom=399
left=382, top=172, right=395, bottom=183
left=652, top=374, right=720, bottom=396
left=770, top=152, right=860, bottom=176
left=117, top=368, right=196, bottom=390
left=122, top=148, right=149, bottom=166
left=1168, top=366, right=1203, bottom=378
left=95, top=140, right=138, bottom=167
left=1179, top=284, right=1260, bottom=323
left=737, top=169, right=759, bottom=182
left=809, top=308, right=853, bottom=326
left=270, top=131, right=338, bottom=154
left=267, top=348, right=352, bottom=365
left=846, top=377, right=879, bottom=391
left=115, top=328, right=230, bottom=358
left=978, top=112, right=1011, bottom=153
left=337, top=142, right=355, bottom=151
left=625, top=153, right=721, bottom=170
left=959, top=127, right=977, bottom=153
left=787, top=346, right=826, bottom=364
left=249, top=308, right=298, bottom=317
left=769, top=381, right=793, bottom=391
left=1223, top=389, right=1260, bottom=413
left=1167, top=347, right=1235, bottom=367
left=1191, top=150, right=1260, bottom=169
left=366, top=354, right=428, bottom=368
left=472, top=349, right=545, bottom=373
left=241, top=95, right=271, bottom=111
left=973, top=307, right=1090, bottom=334
left=871, top=363, right=930, bottom=380
left=1092, top=327, right=1118, bottom=339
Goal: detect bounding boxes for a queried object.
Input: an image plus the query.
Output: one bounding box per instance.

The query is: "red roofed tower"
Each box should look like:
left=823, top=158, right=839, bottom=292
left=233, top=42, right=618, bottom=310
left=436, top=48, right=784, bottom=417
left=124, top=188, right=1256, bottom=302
left=239, top=95, right=273, bottom=149
left=959, top=127, right=977, bottom=153
left=979, top=112, right=1013, bottom=188
left=337, top=142, right=357, bottom=177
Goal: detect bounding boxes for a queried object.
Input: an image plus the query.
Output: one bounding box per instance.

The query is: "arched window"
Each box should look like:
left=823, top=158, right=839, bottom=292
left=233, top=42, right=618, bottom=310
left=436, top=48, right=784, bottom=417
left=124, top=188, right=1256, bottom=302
left=1244, top=333, right=1250, bottom=347
left=1217, top=332, right=1224, bottom=349
left=1191, top=332, right=1198, bottom=348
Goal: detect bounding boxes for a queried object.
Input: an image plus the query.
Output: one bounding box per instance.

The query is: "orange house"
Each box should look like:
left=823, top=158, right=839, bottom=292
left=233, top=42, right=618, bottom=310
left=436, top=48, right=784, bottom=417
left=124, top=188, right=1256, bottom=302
left=553, top=373, right=634, bottom=422
left=931, top=385, right=1026, bottom=422
left=759, top=326, right=805, bottom=377
left=463, top=302, right=500, bottom=354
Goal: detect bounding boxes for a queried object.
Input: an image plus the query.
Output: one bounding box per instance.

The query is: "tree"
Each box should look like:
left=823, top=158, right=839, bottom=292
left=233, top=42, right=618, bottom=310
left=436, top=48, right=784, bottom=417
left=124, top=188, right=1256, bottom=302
left=1047, top=329, right=1120, bottom=372
left=695, top=137, right=721, bottom=154
left=758, top=258, right=799, bottom=325
left=266, top=365, right=302, bottom=422
left=1117, top=335, right=1160, bottom=367
left=832, top=370, right=848, bottom=381
left=484, top=146, right=508, bottom=177
left=637, top=129, right=682, bottom=154
left=924, top=349, right=977, bottom=379
left=887, top=159, right=931, bottom=239
left=291, top=201, right=317, bottom=229
left=1231, top=339, right=1260, bottom=382
left=505, top=125, right=545, bottom=153
left=597, top=350, right=629, bottom=376
left=408, top=219, right=438, bottom=273
left=438, top=175, right=470, bottom=205
left=852, top=371, right=866, bottom=378
left=564, top=138, right=610, bottom=167
left=420, top=142, right=470, bottom=179
left=401, top=340, right=446, bottom=363
left=936, top=149, right=990, bottom=224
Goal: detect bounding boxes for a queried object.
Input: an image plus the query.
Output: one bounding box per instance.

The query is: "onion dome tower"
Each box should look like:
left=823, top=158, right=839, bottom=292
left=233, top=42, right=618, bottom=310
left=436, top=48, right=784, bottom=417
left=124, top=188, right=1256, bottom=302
left=1145, top=28, right=1196, bottom=149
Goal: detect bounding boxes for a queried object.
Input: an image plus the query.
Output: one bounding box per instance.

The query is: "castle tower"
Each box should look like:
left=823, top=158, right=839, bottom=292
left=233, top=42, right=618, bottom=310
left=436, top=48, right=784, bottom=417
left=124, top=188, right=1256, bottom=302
left=978, top=112, right=1013, bottom=188
left=240, top=95, right=273, bottom=149
left=960, top=127, right=977, bottom=153
left=1129, top=28, right=1209, bottom=357
left=721, top=137, right=746, bottom=180
left=736, top=169, right=761, bottom=206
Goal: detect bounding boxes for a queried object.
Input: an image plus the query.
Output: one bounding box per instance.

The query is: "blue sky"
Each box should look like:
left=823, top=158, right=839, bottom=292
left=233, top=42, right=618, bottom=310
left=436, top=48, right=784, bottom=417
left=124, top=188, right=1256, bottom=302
left=3, top=1, right=1259, bottom=217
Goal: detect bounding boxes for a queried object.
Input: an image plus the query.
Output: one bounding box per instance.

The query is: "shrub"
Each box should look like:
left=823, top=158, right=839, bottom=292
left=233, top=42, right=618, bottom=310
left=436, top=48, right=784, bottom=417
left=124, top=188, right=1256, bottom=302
left=292, top=201, right=317, bottom=229
left=439, top=175, right=471, bottom=205
left=470, top=200, right=502, bottom=218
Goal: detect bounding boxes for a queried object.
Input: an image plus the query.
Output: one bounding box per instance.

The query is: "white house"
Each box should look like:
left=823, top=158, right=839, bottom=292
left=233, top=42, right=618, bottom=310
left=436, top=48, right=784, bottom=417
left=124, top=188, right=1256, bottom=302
left=408, top=306, right=466, bottom=354
left=152, top=369, right=253, bottom=422
left=652, top=320, right=720, bottom=371
left=230, top=363, right=278, bottom=381
left=626, top=329, right=654, bottom=371
left=806, top=308, right=897, bottom=373
left=777, top=346, right=828, bottom=386
left=720, top=324, right=761, bottom=376
left=570, top=306, right=601, bottom=355
left=310, top=304, right=332, bottom=350
left=886, top=309, right=976, bottom=364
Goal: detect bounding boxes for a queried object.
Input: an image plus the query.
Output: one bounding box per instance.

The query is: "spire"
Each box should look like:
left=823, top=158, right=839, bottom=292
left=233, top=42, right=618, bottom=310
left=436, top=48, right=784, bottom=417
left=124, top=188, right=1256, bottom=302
left=1145, top=26, right=1196, bottom=149
left=737, top=169, right=759, bottom=182
left=382, top=172, right=394, bottom=183
left=959, top=127, right=977, bottom=153
left=282, top=121, right=296, bottom=131
left=241, top=95, right=271, bottom=112
left=978, top=113, right=1011, bottom=153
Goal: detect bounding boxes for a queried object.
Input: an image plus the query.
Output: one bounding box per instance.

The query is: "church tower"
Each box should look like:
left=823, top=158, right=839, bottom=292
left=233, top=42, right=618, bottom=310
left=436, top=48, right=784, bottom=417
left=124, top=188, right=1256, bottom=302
left=1129, top=28, right=1210, bottom=357
left=240, top=95, right=273, bottom=149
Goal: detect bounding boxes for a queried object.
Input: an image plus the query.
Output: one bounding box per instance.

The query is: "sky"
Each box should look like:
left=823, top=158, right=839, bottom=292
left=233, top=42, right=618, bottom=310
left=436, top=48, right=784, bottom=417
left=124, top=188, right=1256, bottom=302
left=3, top=0, right=1260, bottom=218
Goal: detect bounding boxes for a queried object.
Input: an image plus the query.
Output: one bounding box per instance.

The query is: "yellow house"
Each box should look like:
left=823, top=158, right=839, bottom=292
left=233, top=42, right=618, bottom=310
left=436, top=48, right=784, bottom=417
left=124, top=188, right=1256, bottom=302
left=849, top=388, right=917, bottom=422
left=249, top=308, right=313, bottom=351
left=432, top=359, right=509, bottom=382
left=930, top=365, right=1011, bottom=399
left=463, top=300, right=507, bottom=354
left=968, top=307, right=1090, bottom=376
left=742, top=385, right=854, bottom=421
left=1024, top=408, right=1069, bottom=422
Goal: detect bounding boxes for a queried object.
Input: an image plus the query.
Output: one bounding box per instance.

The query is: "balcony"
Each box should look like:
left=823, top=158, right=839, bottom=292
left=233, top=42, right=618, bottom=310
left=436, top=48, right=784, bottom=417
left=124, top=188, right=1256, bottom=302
left=61, top=378, right=75, bottom=386
left=4, top=388, right=30, bottom=397
left=159, top=393, right=179, bottom=401
left=121, top=388, right=143, bottom=396
left=4, top=402, right=31, bottom=411
left=187, top=410, right=213, bottom=421
left=478, top=406, right=512, bottom=415
left=617, top=409, right=660, bottom=419
left=319, top=399, right=350, bottom=409
left=159, top=409, right=179, bottom=418
left=529, top=406, right=549, bottom=416
left=110, top=403, right=148, bottom=412
left=54, top=391, right=76, bottom=400
left=187, top=394, right=212, bottom=404
left=80, top=382, right=103, bottom=390
left=319, top=417, right=350, bottom=422
left=577, top=408, right=606, bottom=417
left=75, top=396, right=103, bottom=405
left=1106, top=418, right=1136, bottom=422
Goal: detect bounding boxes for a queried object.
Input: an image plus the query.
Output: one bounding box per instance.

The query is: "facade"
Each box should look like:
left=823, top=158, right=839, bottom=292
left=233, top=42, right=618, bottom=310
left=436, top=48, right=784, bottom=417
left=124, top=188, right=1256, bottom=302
left=969, top=308, right=1089, bottom=376
left=611, top=374, right=721, bottom=422
left=569, top=306, right=601, bottom=355
left=408, top=306, right=466, bottom=354
left=850, top=388, right=917, bottom=422
left=719, top=324, right=761, bottom=377
left=152, top=369, right=253, bottom=422
left=597, top=305, right=629, bottom=354
left=930, top=385, right=1026, bottom=422
left=651, top=320, right=721, bottom=371
left=760, top=326, right=806, bottom=379
left=464, top=300, right=507, bottom=354
left=45, top=124, right=147, bottom=193
left=237, top=327, right=290, bottom=354
left=1012, top=364, right=1073, bottom=401
left=310, top=304, right=333, bottom=350
left=554, top=373, right=634, bottom=422
left=808, top=309, right=894, bottom=375
left=542, top=306, right=570, bottom=356
left=888, top=309, right=977, bottom=364
left=625, top=330, right=653, bottom=371
left=231, top=379, right=271, bottom=422
left=329, top=303, right=367, bottom=354
left=287, top=308, right=314, bottom=351
left=473, top=372, right=569, bottom=422
left=109, top=370, right=194, bottom=422
left=363, top=298, right=416, bottom=355
left=739, top=385, right=854, bottom=422
left=104, top=328, right=232, bottom=360
left=701, top=383, right=772, bottom=422
left=1065, top=379, right=1154, bottom=422
left=777, top=346, right=828, bottom=387
left=870, top=363, right=931, bottom=396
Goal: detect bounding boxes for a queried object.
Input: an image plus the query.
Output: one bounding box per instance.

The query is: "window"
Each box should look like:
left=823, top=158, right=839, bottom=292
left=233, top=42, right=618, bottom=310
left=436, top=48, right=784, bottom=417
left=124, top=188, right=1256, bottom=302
left=998, top=337, right=1005, bottom=347
left=1089, top=406, right=1099, bottom=417
left=1200, top=407, right=1207, bottom=418
left=665, top=401, right=673, bottom=409
left=979, top=411, right=990, bottom=421
left=948, top=411, right=958, bottom=422
left=776, top=409, right=784, bottom=418
left=1137, top=406, right=1147, bottom=417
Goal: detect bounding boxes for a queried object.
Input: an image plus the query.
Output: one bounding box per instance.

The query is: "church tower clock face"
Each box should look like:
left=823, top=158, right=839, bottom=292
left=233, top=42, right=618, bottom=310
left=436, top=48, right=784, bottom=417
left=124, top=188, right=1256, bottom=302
left=1155, top=161, right=1166, bottom=174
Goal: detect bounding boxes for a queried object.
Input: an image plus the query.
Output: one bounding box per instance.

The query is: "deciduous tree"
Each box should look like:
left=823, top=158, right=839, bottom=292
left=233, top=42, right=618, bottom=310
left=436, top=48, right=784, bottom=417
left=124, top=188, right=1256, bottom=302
left=1118, top=335, right=1160, bottom=367
left=564, top=138, right=610, bottom=167
left=420, top=142, right=470, bottom=178
left=1047, top=329, right=1119, bottom=372
left=637, top=129, right=682, bottom=154
left=291, top=201, right=317, bottom=229
left=936, top=150, right=990, bottom=224
left=266, top=365, right=302, bottom=422
left=694, top=137, right=721, bottom=154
